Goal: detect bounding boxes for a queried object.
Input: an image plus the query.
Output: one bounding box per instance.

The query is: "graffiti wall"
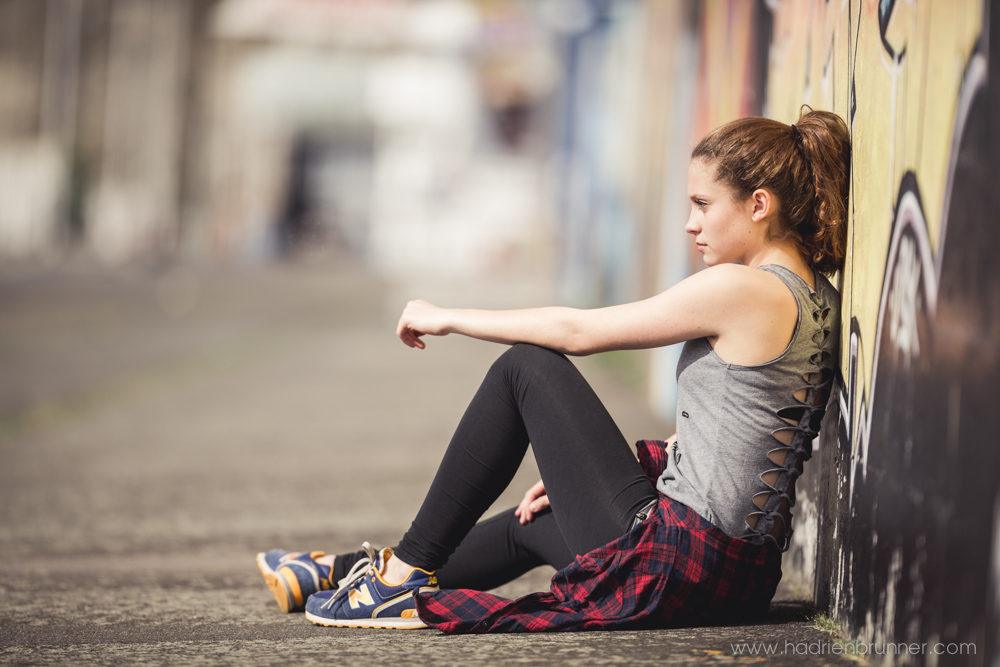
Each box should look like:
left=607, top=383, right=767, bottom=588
left=766, top=0, right=998, bottom=659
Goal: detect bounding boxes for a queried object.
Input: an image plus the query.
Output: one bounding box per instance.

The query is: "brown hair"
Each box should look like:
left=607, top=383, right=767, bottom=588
left=691, top=107, right=851, bottom=275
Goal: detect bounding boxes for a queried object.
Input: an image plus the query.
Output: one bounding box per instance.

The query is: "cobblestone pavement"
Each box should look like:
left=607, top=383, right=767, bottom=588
left=0, top=256, right=858, bottom=665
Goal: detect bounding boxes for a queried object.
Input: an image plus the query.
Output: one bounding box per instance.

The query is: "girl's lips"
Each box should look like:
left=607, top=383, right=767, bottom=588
left=696, top=243, right=707, bottom=252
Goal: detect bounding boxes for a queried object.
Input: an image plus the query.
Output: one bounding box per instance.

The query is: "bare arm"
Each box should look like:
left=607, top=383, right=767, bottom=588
left=396, top=264, right=765, bottom=356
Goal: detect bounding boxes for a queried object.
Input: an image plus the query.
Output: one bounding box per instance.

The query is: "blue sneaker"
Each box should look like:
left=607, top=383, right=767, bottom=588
left=256, top=549, right=352, bottom=613
left=304, top=542, right=438, bottom=629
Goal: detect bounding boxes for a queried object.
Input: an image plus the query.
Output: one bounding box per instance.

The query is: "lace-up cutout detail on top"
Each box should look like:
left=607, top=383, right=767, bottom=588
left=745, top=287, right=835, bottom=550
left=657, top=265, right=840, bottom=553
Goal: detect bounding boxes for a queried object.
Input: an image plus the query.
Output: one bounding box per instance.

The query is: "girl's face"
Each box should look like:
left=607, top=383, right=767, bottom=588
left=685, top=158, right=759, bottom=266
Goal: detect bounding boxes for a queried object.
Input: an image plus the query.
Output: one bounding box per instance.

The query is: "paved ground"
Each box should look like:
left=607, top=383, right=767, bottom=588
left=0, top=255, right=859, bottom=665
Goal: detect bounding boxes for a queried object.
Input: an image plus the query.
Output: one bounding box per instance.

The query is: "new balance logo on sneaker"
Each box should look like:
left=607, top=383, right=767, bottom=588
left=304, top=542, right=438, bottom=629
left=348, top=584, right=374, bottom=609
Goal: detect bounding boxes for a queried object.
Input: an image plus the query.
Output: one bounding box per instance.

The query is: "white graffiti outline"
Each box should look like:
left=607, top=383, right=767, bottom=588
left=888, top=229, right=923, bottom=365
left=936, top=53, right=987, bottom=279
left=842, top=51, right=986, bottom=507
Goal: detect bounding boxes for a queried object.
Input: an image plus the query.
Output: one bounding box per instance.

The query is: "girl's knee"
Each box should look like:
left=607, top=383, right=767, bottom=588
left=495, top=343, right=566, bottom=371
left=486, top=344, right=579, bottom=396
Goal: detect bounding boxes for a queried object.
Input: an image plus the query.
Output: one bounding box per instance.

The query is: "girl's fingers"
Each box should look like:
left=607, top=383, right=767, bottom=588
left=515, top=480, right=544, bottom=523
left=515, top=480, right=546, bottom=524
left=517, top=501, right=531, bottom=524
left=399, top=327, right=426, bottom=349
left=516, top=494, right=549, bottom=525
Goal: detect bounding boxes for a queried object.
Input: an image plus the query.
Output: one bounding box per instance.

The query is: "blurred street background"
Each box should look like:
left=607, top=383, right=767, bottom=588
left=0, top=0, right=565, bottom=279
left=3, top=0, right=712, bottom=420
left=1, top=0, right=997, bottom=664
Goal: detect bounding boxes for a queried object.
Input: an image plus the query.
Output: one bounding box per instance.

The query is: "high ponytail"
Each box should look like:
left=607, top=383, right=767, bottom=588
left=692, top=106, right=851, bottom=275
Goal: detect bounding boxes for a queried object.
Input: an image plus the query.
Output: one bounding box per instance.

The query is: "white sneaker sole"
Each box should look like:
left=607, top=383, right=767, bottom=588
left=305, top=610, right=429, bottom=629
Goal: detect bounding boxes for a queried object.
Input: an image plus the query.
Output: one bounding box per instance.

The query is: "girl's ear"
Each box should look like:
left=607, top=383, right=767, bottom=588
left=750, top=188, right=772, bottom=223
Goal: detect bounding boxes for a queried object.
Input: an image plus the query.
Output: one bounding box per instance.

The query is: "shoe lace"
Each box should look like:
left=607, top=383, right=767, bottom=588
left=322, top=541, right=377, bottom=610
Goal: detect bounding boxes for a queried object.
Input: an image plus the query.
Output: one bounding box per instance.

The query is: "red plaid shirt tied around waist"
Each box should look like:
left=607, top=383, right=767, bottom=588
left=414, top=439, right=783, bottom=633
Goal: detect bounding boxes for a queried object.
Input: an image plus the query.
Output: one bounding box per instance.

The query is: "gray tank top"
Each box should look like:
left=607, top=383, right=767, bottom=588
left=655, top=265, right=839, bottom=551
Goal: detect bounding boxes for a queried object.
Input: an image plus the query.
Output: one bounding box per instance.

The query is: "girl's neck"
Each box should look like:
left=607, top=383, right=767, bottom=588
left=744, top=242, right=815, bottom=289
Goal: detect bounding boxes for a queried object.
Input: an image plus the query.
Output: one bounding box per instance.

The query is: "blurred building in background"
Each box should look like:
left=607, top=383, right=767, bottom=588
left=0, top=0, right=557, bottom=271
left=0, top=0, right=204, bottom=262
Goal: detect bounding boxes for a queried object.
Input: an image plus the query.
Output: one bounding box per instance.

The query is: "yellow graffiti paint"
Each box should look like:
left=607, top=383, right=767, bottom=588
left=764, top=0, right=982, bottom=449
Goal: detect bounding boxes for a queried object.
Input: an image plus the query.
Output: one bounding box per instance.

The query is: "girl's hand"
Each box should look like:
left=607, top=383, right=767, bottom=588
left=514, top=479, right=549, bottom=524
left=396, top=300, right=451, bottom=349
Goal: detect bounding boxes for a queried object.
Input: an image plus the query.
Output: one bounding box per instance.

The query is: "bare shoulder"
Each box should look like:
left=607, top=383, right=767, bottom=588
left=692, top=264, right=799, bottom=330
left=699, top=264, right=802, bottom=364
left=663, top=263, right=790, bottom=323
left=688, top=263, right=790, bottom=305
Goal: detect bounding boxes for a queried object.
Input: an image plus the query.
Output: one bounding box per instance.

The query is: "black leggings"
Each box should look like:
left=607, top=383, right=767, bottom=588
left=334, top=344, right=660, bottom=590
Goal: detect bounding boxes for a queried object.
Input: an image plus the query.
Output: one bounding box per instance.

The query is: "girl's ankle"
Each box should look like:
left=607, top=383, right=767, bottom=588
left=382, top=552, right=418, bottom=586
